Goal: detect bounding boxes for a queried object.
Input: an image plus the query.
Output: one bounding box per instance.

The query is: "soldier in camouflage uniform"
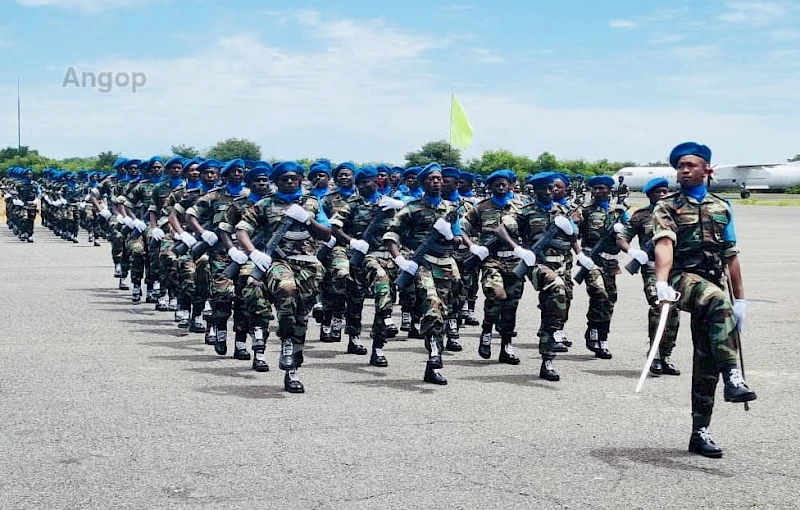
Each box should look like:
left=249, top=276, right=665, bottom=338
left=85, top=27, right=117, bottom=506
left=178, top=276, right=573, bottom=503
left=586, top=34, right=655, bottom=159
left=330, top=166, right=404, bottom=366
left=14, top=169, right=38, bottom=242
left=617, top=177, right=681, bottom=376
left=653, top=142, right=756, bottom=459
left=456, top=171, right=480, bottom=326
left=571, top=175, right=629, bottom=359
left=462, top=169, right=533, bottom=366
left=552, top=173, right=576, bottom=346
left=384, top=163, right=463, bottom=385
left=102, top=159, right=134, bottom=289
left=236, top=161, right=332, bottom=394
left=147, top=157, right=185, bottom=311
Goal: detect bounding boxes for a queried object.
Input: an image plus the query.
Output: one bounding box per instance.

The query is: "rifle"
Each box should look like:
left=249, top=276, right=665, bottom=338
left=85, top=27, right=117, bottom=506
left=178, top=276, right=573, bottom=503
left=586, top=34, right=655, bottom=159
left=574, top=222, right=617, bottom=285
left=461, top=235, right=504, bottom=274
left=250, top=196, right=310, bottom=281
left=394, top=229, right=445, bottom=291
left=624, top=239, right=654, bottom=275
left=349, top=205, right=387, bottom=267
left=509, top=223, right=564, bottom=279
left=190, top=227, right=222, bottom=260
left=171, top=221, right=211, bottom=256
left=222, top=231, right=265, bottom=279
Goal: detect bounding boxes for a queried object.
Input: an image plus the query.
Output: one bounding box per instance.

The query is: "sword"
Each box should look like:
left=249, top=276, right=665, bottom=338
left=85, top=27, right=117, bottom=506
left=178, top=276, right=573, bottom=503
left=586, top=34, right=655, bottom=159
left=635, top=294, right=679, bottom=394
left=725, top=268, right=750, bottom=412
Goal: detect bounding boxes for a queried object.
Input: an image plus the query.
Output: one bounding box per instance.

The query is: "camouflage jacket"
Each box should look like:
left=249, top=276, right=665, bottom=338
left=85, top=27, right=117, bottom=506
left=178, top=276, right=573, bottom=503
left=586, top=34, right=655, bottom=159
left=235, top=193, right=322, bottom=258
left=572, top=201, right=626, bottom=255
left=186, top=186, right=249, bottom=233
left=620, top=205, right=654, bottom=245
left=519, top=201, right=575, bottom=257
left=652, top=190, right=738, bottom=274
left=463, top=195, right=525, bottom=253
left=148, top=180, right=183, bottom=227
left=383, top=196, right=459, bottom=256
left=322, top=189, right=357, bottom=219
left=330, top=194, right=394, bottom=251
left=122, top=178, right=156, bottom=219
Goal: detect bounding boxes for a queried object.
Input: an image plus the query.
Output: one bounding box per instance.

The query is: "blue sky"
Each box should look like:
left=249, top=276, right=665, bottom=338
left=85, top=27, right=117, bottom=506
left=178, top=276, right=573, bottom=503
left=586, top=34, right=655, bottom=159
left=2, top=0, right=800, bottom=165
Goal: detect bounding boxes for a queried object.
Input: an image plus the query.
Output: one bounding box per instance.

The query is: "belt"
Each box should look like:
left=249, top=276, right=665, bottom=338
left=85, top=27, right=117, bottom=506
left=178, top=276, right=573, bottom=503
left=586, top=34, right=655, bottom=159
left=544, top=255, right=565, bottom=263
left=287, top=254, right=319, bottom=264
left=496, top=250, right=518, bottom=258
left=284, top=231, right=311, bottom=241
left=368, top=251, right=393, bottom=259
left=598, top=252, right=617, bottom=260
left=423, top=254, right=454, bottom=265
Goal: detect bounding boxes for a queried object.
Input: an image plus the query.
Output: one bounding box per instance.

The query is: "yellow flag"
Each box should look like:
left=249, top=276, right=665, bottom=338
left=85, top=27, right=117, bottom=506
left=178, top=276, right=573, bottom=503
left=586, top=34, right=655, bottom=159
left=450, top=93, right=473, bottom=150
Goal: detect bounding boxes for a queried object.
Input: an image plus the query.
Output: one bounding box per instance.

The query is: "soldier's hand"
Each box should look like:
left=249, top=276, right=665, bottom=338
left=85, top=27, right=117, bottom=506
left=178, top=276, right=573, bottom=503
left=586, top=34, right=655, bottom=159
left=513, top=246, right=536, bottom=266
left=613, top=222, right=625, bottom=234
left=123, top=216, right=135, bottom=229
left=655, top=281, right=679, bottom=302
left=178, top=231, right=197, bottom=248
left=628, top=248, right=650, bottom=265
left=469, top=244, right=490, bottom=261
left=554, top=215, right=574, bottom=235
left=99, top=208, right=112, bottom=220
left=284, top=203, right=311, bottom=224
left=200, top=230, right=218, bottom=246
left=151, top=227, right=165, bottom=241
left=249, top=250, right=272, bottom=271
left=733, top=299, right=746, bottom=332
left=227, top=247, right=248, bottom=265
left=378, top=196, right=405, bottom=211
left=576, top=253, right=596, bottom=271
left=324, top=236, right=337, bottom=248
left=349, top=238, right=370, bottom=254
left=394, top=255, right=418, bottom=275
left=12, top=198, right=24, bottom=206
left=433, top=217, right=454, bottom=240
left=134, top=219, right=148, bottom=232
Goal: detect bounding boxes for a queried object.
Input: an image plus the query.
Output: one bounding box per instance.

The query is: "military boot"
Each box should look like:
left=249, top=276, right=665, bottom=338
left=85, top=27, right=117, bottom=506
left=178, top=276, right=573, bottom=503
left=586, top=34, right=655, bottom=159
left=425, top=333, right=444, bottom=370
left=649, top=357, right=663, bottom=375
left=465, top=301, right=480, bottom=326
left=540, top=359, right=560, bottom=381
left=407, top=320, right=423, bottom=339
left=279, top=338, right=295, bottom=370
left=177, top=309, right=190, bottom=328
left=498, top=335, right=520, bottom=365
left=661, top=356, right=681, bottom=376
left=27, top=235, right=35, bottom=243
left=118, top=278, right=129, bottom=291
left=478, top=330, right=492, bottom=359
left=319, top=324, right=334, bottom=343
left=382, top=315, right=399, bottom=338
left=554, top=330, right=572, bottom=348
left=688, top=427, right=723, bottom=458
left=214, top=329, right=228, bottom=355
left=145, top=283, right=158, bottom=304
left=168, top=296, right=178, bottom=312
left=131, top=285, right=142, bottom=304
left=205, top=324, right=217, bottom=345
left=722, top=366, right=757, bottom=403
left=400, top=312, right=412, bottom=332
left=251, top=327, right=269, bottom=372
left=312, top=299, right=324, bottom=324
left=542, top=331, right=568, bottom=353
left=585, top=324, right=600, bottom=353
left=202, top=300, right=213, bottom=320
left=233, top=331, right=250, bottom=360
left=370, top=337, right=388, bottom=367
left=189, top=316, right=206, bottom=333
left=347, top=334, right=368, bottom=355
left=445, top=319, right=462, bottom=352
left=595, top=325, right=612, bottom=359
left=330, top=316, right=344, bottom=342
left=423, top=361, right=447, bottom=385
left=284, top=368, right=305, bottom=393
left=156, top=294, right=170, bottom=311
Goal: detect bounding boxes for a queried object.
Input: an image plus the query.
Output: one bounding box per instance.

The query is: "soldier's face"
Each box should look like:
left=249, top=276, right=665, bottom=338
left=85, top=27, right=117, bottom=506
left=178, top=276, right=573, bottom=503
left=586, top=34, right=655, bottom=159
left=457, top=179, right=472, bottom=194
left=390, top=173, right=401, bottom=186
left=422, top=171, right=442, bottom=195
left=535, top=183, right=554, bottom=203
left=249, top=177, right=269, bottom=195
left=336, top=169, right=354, bottom=188
left=406, top=175, right=418, bottom=188
left=378, top=171, right=389, bottom=184
left=185, top=164, right=200, bottom=181
left=168, top=164, right=183, bottom=178
left=150, top=162, right=163, bottom=177
left=311, top=173, right=329, bottom=189
left=677, top=155, right=710, bottom=188
left=357, top=177, right=378, bottom=196
left=552, top=180, right=567, bottom=200
left=127, top=166, right=139, bottom=177
left=647, top=186, right=669, bottom=204
left=490, top=177, right=510, bottom=196
left=276, top=172, right=301, bottom=193
left=442, top=176, right=458, bottom=195
left=227, top=167, right=244, bottom=186
left=592, top=184, right=610, bottom=201
left=201, top=169, right=218, bottom=186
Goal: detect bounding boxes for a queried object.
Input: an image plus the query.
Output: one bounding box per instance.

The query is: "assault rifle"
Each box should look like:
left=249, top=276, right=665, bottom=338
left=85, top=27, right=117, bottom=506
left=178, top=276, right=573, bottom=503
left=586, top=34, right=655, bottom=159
left=222, top=231, right=265, bottom=279
left=574, top=222, right=618, bottom=285
left=249, top=196, right=310, bottom=281
left=624, top=239, right=654, bottom=275
left=349, top=205, right=386, bottom=267
left=394, top=229, right=445, bottom=291
left=460, top=234, right=504, bottom=274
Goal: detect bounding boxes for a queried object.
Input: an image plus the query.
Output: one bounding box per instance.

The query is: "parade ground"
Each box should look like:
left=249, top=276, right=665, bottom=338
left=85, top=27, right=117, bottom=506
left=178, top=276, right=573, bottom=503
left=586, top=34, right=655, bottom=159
left=1, top=204, right=798, bottom=510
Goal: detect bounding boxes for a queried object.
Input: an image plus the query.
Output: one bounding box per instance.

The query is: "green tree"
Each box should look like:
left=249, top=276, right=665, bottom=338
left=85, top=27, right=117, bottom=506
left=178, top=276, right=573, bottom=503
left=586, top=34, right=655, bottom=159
left=171, top=144, right=201, bottom=158
left=94, top=151, right=119, bottom=171
left=466, top=149, right=537, bottom=175
left=205, top=138, right=262, bottom=161
left=404, top=140, right=462, bottom=168
left=789, top=154, right=800, bottom=162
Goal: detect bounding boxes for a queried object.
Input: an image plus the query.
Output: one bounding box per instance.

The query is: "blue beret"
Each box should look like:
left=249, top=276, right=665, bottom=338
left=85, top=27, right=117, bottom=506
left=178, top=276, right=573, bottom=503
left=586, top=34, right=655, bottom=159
left=528, top=171, right=557, bottom=189
left=271, top=161, right=306, bottom=181
left=355, top=165, right=379, bottom=183
left=554, top=172, right=571, bottom=186
left=376, top=164, right=391, bottom=174
left=308, top=162, right=331, bottom=179
left=196, top=159, right=222, bottom=173
left=164, top=157, right=183, bottom=169
left=332, top=162, right=356, bottom=177
left=245, top=163, right=272, bottom=184
left=220, top=158, right=245, bottom=176
left=642, top=177, right=670, bottom=195
left=315, top=159, right=333, bottom=170
left=442, top=166, right=461, bottom=179
left=391, top=166, right=405, bottom=175
left=417, top=163, right=443, bottom=184
left=148, top=156, right=163, bottom=166
left=587, top=175, right=615, bottom=188
left=485, top=169, right=516, bottom=187
left=669, top=142, right=712, bottom=169
left=458, top=171, right=475, bottom=182
left=182, top=158, right=201, bottom=171
left=125, top=159, right=142, bottom=168
left=403, top=166, right=421, bottom=179
left=112, top=157, right=128, bottom=170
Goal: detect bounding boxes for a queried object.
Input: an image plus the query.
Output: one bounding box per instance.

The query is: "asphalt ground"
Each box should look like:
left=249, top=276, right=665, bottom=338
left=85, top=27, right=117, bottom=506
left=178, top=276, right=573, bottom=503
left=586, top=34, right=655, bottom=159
left=1, top=205, right=798, bottom=510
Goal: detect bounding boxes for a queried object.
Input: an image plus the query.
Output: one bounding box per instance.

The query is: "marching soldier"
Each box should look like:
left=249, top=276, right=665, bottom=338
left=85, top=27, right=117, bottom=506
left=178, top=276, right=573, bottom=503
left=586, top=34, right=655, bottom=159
left=148, top=157, right=185, bottom=311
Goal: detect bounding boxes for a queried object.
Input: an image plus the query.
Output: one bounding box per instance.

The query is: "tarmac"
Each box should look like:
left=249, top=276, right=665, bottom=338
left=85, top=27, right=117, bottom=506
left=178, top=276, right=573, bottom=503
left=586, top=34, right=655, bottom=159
left=1, top=205, right=798, bottom=509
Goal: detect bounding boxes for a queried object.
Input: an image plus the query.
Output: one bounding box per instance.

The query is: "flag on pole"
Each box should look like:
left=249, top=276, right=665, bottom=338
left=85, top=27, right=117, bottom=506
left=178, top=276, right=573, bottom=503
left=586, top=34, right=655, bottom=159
left=449, top=93, right=473, bottom=150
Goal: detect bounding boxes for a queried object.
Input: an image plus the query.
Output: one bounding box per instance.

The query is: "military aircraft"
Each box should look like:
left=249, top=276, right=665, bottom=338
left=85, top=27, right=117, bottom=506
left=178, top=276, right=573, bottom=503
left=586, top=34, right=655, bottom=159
left=612, top=161, right=800, bottom=198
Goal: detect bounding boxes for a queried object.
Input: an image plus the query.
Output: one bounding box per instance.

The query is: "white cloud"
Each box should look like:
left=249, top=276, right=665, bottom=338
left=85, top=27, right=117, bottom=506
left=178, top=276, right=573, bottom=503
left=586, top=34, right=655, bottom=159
left=469, top=48, right=506, bottom=64
left=648, top=34, right=683, bottom=44
left=609, top=19, right=637, bottom=29
left=16, top=0, right=155, bottom=12
left=718, top=1, right=785, bottom=25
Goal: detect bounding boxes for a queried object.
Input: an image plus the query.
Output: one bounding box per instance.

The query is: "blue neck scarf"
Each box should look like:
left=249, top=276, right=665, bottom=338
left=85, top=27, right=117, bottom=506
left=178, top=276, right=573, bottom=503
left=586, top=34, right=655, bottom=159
left=596, top=199, right=610, bottom=211
left=364, top=190, right=381, bottom=204
left=312, top=187, right=328, bottom=199
left=461, top=189, right=474, bottom=198
left=67, top=181, right=77, bottom=190
left=409, top=187, right=423, bottom=199
left=378, top=185, right=392, bottom=196
left=491, top=191, right=512, bottom=209
left=338, top=186, right=356, bottom=198
left=248, top=191, right=266, bottom=204
left=226, top=182, right=244, bottom=196
left=200, top=182, right=215, bottom=193
left=443, top=190, right=460, bottom=202
left=90, top=181, right=98, bottom=188
left=276, top=190, right=303, bottom=203
left=424, top=194, right=442, bottom=207
left=169, top=177, right=184, bottom=188
left=683, top=184, right=708, bottom=202
left=536, top=199, right=554, bottom=211
left=555, top=197, right=567, bottom=206
left=186, top=178, right=200, bottom=190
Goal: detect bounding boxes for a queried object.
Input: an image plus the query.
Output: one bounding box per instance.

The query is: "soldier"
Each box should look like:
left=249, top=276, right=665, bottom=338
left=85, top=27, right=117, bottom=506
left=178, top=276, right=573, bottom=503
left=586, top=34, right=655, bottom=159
left=15, top=169, right=38, bottom=242
left=148, top=157, right=185, bottom=311
left=393, top=166, right=424, bottom=337
left=384, top=163, right=463, bottom=385
left=440, top=166, right=471, bottom=350
left=652, top=142, right=756, bottom=458
left=307, top=161, right=331, bottom=323
left=236, top=161, right=332, bottom=393
left=617, top=177, right=681, bottom=376
left=551, top=173, right=575, bottom=347
left=615, top=175, right=630, bottom=208
left=456, top=171, right=481, bottom=326
left=463, top=169, right=534, bottom=365
left=571, top=175, right=628, bottom=359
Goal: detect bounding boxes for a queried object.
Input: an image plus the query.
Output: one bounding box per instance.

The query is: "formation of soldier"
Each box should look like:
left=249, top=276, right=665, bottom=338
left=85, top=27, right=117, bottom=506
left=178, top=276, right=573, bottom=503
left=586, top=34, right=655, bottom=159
left=1, top=142, right=757, bottom=458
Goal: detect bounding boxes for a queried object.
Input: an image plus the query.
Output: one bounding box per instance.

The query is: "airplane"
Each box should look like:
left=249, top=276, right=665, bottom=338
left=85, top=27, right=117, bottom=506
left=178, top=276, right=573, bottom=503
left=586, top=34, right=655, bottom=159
left=612, top=161, right=800, bottom=198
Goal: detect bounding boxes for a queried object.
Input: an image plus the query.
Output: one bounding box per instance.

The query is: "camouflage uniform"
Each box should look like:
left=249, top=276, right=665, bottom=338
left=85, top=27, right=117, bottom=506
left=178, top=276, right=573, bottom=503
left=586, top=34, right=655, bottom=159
left=121, top=177, right=157, bottom=288
left=320, top=189, right=358, bottom=340
left=147, top=178, right=183, bottom=305
left=170, top=185, right=211, bottom=324
left=97, top=176, right=128, bottom=274
left=652, top=190, right=744, bottom=428
left=620, top=206, right=680, bottom=359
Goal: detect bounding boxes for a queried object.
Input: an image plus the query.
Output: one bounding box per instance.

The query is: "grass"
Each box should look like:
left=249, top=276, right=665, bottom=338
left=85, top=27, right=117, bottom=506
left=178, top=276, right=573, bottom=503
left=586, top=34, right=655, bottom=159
left=736, top=198, right=800, bottom=206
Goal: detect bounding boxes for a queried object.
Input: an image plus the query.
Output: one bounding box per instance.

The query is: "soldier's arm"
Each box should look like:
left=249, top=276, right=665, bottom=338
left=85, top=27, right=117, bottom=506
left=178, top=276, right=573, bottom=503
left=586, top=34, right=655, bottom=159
left=652, top=202, right=677, bottom=281
left=234, top=204, right=261, bottom=254
left=383, top=205, right=411, bottom=258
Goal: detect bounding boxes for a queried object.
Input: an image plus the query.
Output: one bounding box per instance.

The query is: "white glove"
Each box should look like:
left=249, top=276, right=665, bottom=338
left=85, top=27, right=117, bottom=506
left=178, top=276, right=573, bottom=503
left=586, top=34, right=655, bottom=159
left=469, top=244, right=490, bottom=261
left=576, top=253, right=596, bottom=271
left=433, top=217, right=454, bottom=240
left=178, top=231, right=197, bottom=247
left=349, top=238, right=370, bottom=254
left=123, top=216, right=135, bottom=228
left=284, top=203, right=310, bottom=224
left=133, top=219, right=148, bottom=232
left=151, top=227, right=165, bottom=241
left=115, top=214, right=125, bottom=224
left=12, top=198, right=24, bottom=206
left=513, top=246, right=536, bottom=266
left=99, top=208, right=112, bottom=220
left=732, top=299, right=746, bottom=332
left=655, top=281, right=679, bottom=302
left=554, top=215, right=574, bottom=236
left=79, top=201, right=87, bottom=209
left=200, top=230, right=218, bottom=246
left=324, top=236, right=337, bottom=248
left=227, top=247, right=248, bottom=265
left=2, top=193, right=9, bottom=199
left=249, top=250, right=272, bottom=271
left=394, top=255, right=418, bottom=275
left=628, top=248, right=650, bottom=265
left=378, top=195, right=405, bottom=211
left=613, top=222, right=625, bottom=234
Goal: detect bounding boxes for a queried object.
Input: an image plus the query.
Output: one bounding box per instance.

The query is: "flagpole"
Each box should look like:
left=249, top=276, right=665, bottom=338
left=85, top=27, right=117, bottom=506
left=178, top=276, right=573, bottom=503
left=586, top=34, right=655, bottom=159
left=448, top=93, right=453, bottom=164
left=17, top=76, right=22, bottom=158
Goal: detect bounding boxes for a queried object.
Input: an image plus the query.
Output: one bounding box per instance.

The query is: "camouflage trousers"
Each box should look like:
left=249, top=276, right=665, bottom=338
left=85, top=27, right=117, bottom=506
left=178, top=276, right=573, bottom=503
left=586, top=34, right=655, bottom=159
left=564, top=253, right=574, bottom=322
left=413, top=256, right=460, bottom=336
left=158, top=235, right=178, bottom=294
left=481, top=256, right=524, bottom=336
left=529, top=259, right=570, bottom=336
left=670, top=271, right=740, bottom=428
left=453, top=247, right=478, bottom=317
left=126, top=231, right=152, bottom=284
left=265, top=258, right=324, bottom=346
left=362, top=251, right=398, bottom=337
left=642, top=264, right=680, bottom=357
left=321, top=246, right=364, bottom=335
left=206, top=252, right=247, bottom=331
left=19, top=204, right=36, bottom=235
left=584, top=260, right=619, bottom=326
left=109, top=221, right=128, bottom=270
left=233, top=260, right=271, bottom=332
left=174, top=252, right=210, bottom=313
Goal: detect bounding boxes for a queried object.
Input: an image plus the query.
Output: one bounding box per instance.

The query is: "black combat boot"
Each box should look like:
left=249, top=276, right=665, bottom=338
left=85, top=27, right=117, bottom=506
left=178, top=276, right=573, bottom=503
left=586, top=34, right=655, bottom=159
left=649, top=357, right=663, bottom=375
left=319, top=323, right=334, bottom=343
left=425, top=333, right=443, bottom=370
left=478, top=329, right=492, bottom=359
left=498, top=335, right=520, bottom=365
left=445, top=318, right=462, bottom=351
left=251, top=327, right=269, bottom=372
left=688, top=427, right=723, bottom=458
left=661, top=356, right=681, bottom=376
left=233, top=331, right=250, bottom=360
left=284, top=368, right=305, bottom=393
left=400, top=312, right=412, bottom=332
left=279, top=338, right=295, bottom=370
left=214, top=329, right=228, bottom=355
left=114, top=263, right=123, bottom=278
left=585, top=323, right=600, bottom=353
left=541, top=331, right=568, bottom=353
left=347, top=334, right=368, bottom=355
left=423, top=361, right=447, bottom=385
left=595, top=324, right=612, bottom=359
left=330, top=315, right=344, bottom=342
left=464, top=301, right=480, bottom=326
left=205, top=324, right=217, bottom=345
left=381, top=315, right=399, bottom=339
left=189, top=316, right=206, bottom=333
left=555, top=330, right=572, bottom=348
left=131, top=284, right=142, bottom=304
left=370, top=337, right=388, bottom=367
left=407, top=318, right=423, bottom=339
left=540, top=358, right=560, bottom=381
left=722, top=365, right=757, bottom=403
left=118, top=278, right=130, bottom=291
